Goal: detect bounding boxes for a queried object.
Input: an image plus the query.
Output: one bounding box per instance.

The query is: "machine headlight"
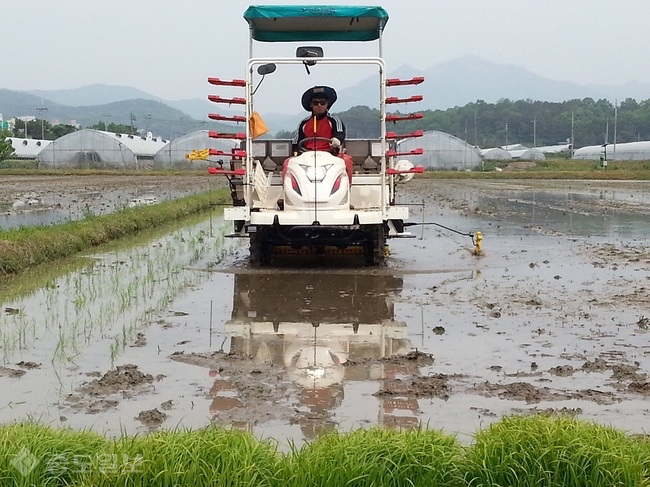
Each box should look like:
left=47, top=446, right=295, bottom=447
left=299, top=163, right=332, bottom=182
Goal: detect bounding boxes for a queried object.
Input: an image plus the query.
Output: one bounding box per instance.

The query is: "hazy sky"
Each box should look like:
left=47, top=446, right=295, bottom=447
left=5, top=0, right=650, bottom=108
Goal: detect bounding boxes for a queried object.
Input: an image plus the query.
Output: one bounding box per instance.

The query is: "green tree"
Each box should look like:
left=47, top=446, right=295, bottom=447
left=50, top=124, right=77, bottom=139
left=338, top=105, right=381, bottom=138
left=275, top=129, right=294, bottom=138
left=370, top=97, right=650, bottom=148
left=89, top=121, right=137, bottom=134
left=12, top=119, right=54, bottom=140
left=0, top=131, right=16, bottom=162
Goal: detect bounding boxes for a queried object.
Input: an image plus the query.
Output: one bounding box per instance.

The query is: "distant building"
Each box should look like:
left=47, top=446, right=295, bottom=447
left=0, top=113, right=13, bottom=132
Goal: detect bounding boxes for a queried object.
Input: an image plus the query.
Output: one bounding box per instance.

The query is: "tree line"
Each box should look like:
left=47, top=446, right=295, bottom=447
left=315, top=97, right=650, bottom=149
left=7, top=120, right=136, bottom=140
left=5, top=97, right=650, bottom=156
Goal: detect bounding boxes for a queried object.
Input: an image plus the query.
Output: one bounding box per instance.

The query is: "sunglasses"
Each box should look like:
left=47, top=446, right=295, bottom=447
left=311, top=99, right=328, bottom=106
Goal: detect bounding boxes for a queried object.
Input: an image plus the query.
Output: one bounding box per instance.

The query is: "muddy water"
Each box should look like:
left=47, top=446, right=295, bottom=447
left=1, top=180, right=649, bottom=448
left=0, top=174, right=223, bottom=229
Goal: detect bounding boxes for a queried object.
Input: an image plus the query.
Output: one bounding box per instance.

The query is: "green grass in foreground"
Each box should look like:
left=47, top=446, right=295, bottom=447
left=1, top=417, right=649, bottom=486
left=0, top=189, right=230, bottom=277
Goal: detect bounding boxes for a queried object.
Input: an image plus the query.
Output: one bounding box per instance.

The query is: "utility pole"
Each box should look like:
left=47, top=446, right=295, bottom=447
left=36, top=103, right=48, bottom=139
left=531, top=115, right=537, bottom=147
left=130, top=113, right=136, bottom=135
left=18, top=115, right=35, bottom=138
left=571, top=111, right=575, bottom=158
left=474, top=112, right=478, bottom=147
left=505, top=121, right=508, bottom=149
left=464, top=119, right=468, bottom=165
left=613, top=100, right=618, bottom=162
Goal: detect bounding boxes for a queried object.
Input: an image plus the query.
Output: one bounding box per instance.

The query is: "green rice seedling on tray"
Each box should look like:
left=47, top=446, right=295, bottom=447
left=79, top=426, right=281, bottom=487
left=463, top=415, right=649, bottom=487
left=0, top=422, right=107, bottom=487
left=1, top=423, right=280, bottom=487
left=279, top=427, right=463, bottom=487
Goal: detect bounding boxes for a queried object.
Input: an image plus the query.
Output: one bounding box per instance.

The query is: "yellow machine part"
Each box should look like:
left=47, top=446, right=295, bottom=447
left=185, top=148, right=210, bottom=162
left=474, top=231, right=483, bottom=256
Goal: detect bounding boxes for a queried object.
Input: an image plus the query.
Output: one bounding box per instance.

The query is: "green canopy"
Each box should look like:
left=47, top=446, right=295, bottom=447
left=243, top=5, right=389, bottom=42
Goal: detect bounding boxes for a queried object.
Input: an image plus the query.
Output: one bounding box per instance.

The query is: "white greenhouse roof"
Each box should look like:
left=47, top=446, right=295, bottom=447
left=104, top=131, right=168, bottom=157
left=573, top=141, right=650, bottom=161
left=509, top=148, right=545, bottom=160
left=481, top=148, right=512, bottom=160
left=398, top=130, right=482, bottom=170
left=38, top=130, right=140, bottom=169
left=7, top=138, right=52, bottom=158
left=154, top=130, right=240, bottom=169
left=502, top=144, right=528, bottom=151
left=535, top=144, right=571, bottom=154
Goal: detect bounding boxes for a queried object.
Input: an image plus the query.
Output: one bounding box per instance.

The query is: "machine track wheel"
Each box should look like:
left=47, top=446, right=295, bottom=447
left=364, top=224, right=387, bottom=266
left=249, top=230, right=272, bottom=266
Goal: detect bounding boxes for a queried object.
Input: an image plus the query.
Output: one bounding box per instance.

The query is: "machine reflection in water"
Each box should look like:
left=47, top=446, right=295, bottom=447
left=208, top=271, right=428, bottom=439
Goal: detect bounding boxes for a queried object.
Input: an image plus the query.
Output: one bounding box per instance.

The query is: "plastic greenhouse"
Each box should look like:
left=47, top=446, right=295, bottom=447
left=535, top=143, right=571, bottom=154
left=397, top=130, right=482, bottom=170
left=38, top=130, right=167, bottom=169
left=153, top=130, right=240, bottom=170
left=481, top=147, right=512, bottom=161
left=573, top=141, right=650, bottom=161
left=508, top=148, right=545, bottom=161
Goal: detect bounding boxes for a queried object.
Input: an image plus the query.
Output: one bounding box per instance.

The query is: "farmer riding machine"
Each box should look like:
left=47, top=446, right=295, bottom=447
left=206, top=5, right=424, bottom=265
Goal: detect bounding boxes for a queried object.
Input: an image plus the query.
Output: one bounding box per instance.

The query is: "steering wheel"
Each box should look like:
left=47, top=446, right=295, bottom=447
left=298, top=137, right=334, bottom=153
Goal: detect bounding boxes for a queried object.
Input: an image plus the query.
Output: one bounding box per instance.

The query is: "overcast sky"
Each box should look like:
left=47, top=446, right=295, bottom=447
left=5, top=0, right=650, bottom=110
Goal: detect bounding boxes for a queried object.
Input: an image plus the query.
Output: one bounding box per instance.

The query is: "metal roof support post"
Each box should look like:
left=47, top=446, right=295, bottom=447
left=245, top=61, right=254, bottom=205
left=378, top=26, right=383, bottom=58
left=249, top=23, right=254, bottom=59
left=379, top=62, right=387, bottom=216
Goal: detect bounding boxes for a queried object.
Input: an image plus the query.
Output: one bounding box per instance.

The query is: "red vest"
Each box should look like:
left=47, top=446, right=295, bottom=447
left=302, top=116, right=333, bottom=151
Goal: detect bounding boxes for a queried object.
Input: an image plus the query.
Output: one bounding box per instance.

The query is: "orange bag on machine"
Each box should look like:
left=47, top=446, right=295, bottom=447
left=249, top=111, right=269, bottom=139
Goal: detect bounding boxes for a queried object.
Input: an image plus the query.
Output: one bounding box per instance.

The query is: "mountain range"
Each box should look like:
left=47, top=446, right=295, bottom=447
left=3, top=56, right=649, bottom=137
left=338, top=56, right=650, bottom=111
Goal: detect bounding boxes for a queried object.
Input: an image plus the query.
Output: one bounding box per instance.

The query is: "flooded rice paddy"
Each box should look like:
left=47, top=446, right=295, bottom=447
left=1, top=178, right=649, bottom=448
left=0, top=174, right=221, bottom=229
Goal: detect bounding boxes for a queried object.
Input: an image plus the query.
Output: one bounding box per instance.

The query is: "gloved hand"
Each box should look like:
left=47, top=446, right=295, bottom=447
left=330, top=137, right=341, bottom=149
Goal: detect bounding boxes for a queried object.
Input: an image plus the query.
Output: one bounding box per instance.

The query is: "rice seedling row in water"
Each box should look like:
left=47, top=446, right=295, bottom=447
left=1, top=417, right=649, bottom=487
left=0, top=214, right=234, bottom=370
